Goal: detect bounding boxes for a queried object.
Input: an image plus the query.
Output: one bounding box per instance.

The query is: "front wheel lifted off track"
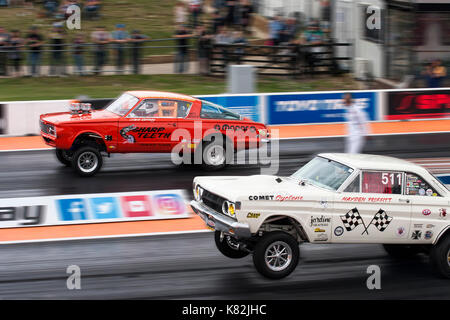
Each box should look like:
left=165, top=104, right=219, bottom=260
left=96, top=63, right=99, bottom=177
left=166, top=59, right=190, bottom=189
left=71, top=146, right=103, bottom=177
left=252, top=231, right=299, bottom=279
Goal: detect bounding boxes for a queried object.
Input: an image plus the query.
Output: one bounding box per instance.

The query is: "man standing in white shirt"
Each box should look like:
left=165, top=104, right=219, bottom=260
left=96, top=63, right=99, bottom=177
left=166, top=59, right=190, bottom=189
left=344, top=93, right=370, bottom=154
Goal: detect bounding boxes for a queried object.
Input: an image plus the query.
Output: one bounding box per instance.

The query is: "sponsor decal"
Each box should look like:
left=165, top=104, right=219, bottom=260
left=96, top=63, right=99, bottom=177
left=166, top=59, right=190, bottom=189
left=120, top=195, right=153, bottom=217
left=214, top=124, right=256, bottom=133
left=314, top=227, right=326, bottom=233
left=152, top=194, right=184, bottom=215
left=246, top=212, right=260, bottom=219
left=314, top=233, right=328, bottom=242
left=57, top=199, right=88, bottom=221
left=320, top=200, right=328, bottom=209
left=248, top=195, right=274, bottom=201
left=424, top=230, right=433, bottom=240
left=426, top=224, right=435, bottom=229
left=334, top=226, right=344, bottom=236
left=275, top=195, right=303, bottom=202
left=310, top=215, right=331, bottom=228
left=440, top=208, right=447, bottom=219
left=341, top=196, right=392, bottom=203
left=411, top=230, right=422, bottom=240
left=89, top=197, right=120, bottom=219
left=120, top=125, right=136, bottom=143
left=414, top=224, right=423, bottom=229
left=422, top=209, right=431, bottom=216
left=396, top=226, right=406, bottom=237
left=340, top=208, right=393, bottom=235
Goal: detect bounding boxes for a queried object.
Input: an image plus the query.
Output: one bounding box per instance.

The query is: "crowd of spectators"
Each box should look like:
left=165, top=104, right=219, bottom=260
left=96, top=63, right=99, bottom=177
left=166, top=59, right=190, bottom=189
left=0, top=0, right=337, bottom=78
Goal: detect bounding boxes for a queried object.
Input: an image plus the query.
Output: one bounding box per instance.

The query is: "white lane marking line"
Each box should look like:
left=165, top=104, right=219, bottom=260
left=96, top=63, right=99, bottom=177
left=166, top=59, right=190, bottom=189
left=0, top=229, right=212, bottom=245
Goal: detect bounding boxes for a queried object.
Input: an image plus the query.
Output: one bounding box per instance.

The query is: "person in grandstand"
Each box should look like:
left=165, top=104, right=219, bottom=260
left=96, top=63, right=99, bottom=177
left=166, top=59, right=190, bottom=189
left=343, top=92, right=370, bottom=154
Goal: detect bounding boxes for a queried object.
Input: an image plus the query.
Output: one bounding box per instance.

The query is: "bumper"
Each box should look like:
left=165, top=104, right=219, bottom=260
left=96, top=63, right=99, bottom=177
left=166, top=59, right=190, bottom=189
left=190, top=200, right=252, bottom=239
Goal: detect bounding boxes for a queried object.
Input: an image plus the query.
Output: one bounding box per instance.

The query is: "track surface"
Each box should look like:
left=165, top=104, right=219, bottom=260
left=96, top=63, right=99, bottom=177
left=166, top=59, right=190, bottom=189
left=0, top=133, right=450, bottom=299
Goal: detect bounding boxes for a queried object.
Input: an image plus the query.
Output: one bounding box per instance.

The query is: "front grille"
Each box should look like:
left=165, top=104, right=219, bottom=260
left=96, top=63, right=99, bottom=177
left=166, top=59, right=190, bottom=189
left=40, top=120, right=55, bottom=136
left=202, top=189, right=226, bottom=214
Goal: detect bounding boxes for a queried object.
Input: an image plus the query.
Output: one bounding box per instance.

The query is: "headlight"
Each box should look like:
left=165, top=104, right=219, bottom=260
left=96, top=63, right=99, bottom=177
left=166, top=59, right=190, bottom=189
left=194, top=184, right=203, bottom=201
left=222, top=201, right=236, bottom=217
left=258, top=128, right=268, bottom=138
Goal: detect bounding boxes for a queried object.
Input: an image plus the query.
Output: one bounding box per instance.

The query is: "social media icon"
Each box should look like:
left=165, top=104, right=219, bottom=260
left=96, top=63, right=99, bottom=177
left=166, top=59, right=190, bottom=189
left=121, top=195, right=152, bottom=217
left=89, top=197, right=120, bottom=219
left=153, top=194, right=185, bottom=215
left=57, top=199, right=88, bottom=221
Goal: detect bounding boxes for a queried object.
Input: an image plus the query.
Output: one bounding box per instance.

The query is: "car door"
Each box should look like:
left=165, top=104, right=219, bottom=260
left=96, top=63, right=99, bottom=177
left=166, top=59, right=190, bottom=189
left=404, top=172, right=449, bottom=243
left=117, top=99, right=179, bottom=153
left=333, top=170, right=411, bottom=243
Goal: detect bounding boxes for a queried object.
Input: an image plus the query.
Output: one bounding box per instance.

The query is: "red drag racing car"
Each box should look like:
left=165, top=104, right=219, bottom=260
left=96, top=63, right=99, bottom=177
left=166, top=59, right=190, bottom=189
left=40, top=91, right=269, bottom=176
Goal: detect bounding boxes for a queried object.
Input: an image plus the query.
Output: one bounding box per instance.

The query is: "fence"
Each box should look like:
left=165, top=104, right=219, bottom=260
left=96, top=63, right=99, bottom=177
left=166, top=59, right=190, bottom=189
left=0, top=37, right=196, bottom=76
left=209, top=42, right=352, bottom=77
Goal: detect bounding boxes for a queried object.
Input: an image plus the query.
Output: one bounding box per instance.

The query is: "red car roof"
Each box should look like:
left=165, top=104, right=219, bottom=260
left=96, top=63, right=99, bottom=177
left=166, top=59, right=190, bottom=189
left=126, top=91, right=199, bottom=102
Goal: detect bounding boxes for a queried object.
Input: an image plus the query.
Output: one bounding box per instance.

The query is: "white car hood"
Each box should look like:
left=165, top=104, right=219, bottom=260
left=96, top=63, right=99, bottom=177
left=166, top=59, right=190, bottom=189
left=194, top=175, right=328, bottom=202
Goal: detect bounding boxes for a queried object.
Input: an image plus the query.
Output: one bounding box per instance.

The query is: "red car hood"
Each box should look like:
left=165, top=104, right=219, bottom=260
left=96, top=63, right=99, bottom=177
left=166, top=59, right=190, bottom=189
left=41, top=110, right=120, bottom=125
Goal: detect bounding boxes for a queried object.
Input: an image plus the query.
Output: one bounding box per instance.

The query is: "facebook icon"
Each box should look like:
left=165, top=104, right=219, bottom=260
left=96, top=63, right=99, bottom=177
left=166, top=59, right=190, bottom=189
left=57, top=199, right=88, bottom=221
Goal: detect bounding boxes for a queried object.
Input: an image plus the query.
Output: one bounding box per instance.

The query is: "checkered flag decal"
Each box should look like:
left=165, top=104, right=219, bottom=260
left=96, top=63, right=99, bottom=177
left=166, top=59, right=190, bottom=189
left=370, top=209, right=393, bottom=232
left=340, top=208, right=363, bottom=231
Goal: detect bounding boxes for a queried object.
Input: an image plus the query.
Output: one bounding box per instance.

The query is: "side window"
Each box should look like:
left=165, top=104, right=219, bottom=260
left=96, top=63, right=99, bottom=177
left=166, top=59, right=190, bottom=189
left=200, top=101, right=240, bottom=120
left=362, top=171, right=402, bottom=194
left=344, top=174, right=360, bottom=192
left=128, top=99, right=191, bottom=118
left=405, top=173, right=440, bottom=196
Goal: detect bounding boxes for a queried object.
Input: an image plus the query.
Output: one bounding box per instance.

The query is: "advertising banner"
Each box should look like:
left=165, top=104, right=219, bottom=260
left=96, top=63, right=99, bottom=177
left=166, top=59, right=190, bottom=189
left=267, top=91, right=377, bottom=125
left=198, top=95, right=260, bottom=122
left=0, top=189, right=189, bottom=229
left=386, top=89, right=450, bottom=120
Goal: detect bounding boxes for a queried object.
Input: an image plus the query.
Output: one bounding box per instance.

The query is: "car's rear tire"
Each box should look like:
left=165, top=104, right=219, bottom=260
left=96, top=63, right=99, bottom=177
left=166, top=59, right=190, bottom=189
left=252, top=231, right=299, bottom=279
left=55, top=149, right=73, bottom=167
left=430, top=234, right=450, bottom=278
left=383, top=244, right=423, bottom=258
left=71, top=146, right=103, bottom=177
left=201, top=139, right=228, bottom=171
left=214, top=231, right=249, bottom=259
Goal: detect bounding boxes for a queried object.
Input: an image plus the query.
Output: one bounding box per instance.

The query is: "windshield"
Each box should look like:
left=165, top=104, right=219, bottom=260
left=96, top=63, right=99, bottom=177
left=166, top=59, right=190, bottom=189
left=290, top=156, right=354, bottom=191
left=106, top=93, right=140, bottom=116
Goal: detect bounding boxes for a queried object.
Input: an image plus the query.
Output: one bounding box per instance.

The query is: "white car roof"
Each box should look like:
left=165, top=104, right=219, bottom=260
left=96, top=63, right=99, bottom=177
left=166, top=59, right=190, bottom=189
left=319, top=153, right=429, bottom=175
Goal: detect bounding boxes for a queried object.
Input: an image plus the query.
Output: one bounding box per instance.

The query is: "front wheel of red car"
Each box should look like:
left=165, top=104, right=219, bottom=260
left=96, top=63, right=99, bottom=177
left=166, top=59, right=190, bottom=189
left=71, top=146, right=103, bottom=177
left=55, top=149, right=73, bottom=167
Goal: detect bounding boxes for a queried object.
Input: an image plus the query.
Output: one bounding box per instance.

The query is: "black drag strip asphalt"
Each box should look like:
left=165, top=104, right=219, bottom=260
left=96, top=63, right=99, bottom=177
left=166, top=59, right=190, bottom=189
left=0, top=133, right=449, bottom=199
left=0, top=133, right=449, bottom=299
left=1, top=232, right=449, bottom=299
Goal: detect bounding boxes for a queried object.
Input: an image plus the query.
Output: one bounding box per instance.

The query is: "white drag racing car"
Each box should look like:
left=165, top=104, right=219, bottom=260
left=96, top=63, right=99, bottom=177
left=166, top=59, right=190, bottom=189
left=191, top=153, right=450, bottom=279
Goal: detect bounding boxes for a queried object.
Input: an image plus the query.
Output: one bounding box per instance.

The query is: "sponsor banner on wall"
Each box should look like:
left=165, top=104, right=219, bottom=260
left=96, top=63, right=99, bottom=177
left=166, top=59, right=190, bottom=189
left=197, top=95, right=260, bottom=122
left=267, top=91, right=377, bottom=125
left=386, top=89, right=450, bottom=120
left=0, top=189, right=189, bottom=229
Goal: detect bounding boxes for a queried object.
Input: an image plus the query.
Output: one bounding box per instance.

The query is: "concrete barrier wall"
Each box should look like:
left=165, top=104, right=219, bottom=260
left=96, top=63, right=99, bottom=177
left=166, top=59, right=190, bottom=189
left=1, top=88, right=449, bottom=136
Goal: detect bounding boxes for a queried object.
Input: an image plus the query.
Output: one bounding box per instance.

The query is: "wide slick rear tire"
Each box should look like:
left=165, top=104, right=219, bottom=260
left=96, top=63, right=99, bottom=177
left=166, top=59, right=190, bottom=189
left=430, top=234, right=450, bottom=278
